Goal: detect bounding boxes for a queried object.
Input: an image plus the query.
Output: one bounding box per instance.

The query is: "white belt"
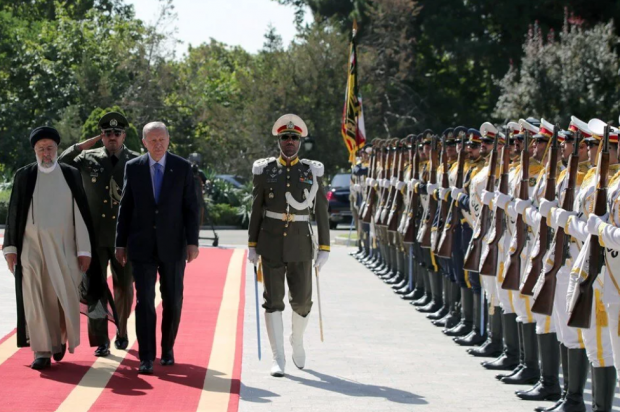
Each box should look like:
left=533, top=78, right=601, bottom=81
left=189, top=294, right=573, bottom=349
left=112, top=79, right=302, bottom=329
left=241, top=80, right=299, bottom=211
left=265, top=210, right=310, bottom=222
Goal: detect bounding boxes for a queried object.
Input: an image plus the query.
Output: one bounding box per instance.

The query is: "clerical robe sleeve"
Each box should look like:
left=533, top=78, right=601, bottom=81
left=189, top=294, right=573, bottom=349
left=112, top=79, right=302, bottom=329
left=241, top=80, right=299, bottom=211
left=74, top=199, right=91, bottom=257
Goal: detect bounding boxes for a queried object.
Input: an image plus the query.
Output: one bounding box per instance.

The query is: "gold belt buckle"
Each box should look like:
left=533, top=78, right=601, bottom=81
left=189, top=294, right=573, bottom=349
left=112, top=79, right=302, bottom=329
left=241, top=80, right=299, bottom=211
left=283, top=212, right=294, bottom=228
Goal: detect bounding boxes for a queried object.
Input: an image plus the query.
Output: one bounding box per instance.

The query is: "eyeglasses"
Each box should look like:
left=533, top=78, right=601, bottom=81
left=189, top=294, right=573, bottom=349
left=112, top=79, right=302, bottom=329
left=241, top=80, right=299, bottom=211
left=280, top=134, right=300, bottom=141
left=508, top=140, right=516, bottom=146
left=103, top=129, right=123, bottom=137
left=585, top=141, right=598, bottom=148
left=468, top=143, right=481, bottom=149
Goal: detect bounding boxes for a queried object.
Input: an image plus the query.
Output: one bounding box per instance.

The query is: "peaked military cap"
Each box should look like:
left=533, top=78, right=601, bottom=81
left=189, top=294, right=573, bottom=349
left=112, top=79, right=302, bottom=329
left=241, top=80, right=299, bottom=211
left=467, top=128, right=481, bottom=144
left=99, top=112, right=128, bottom=130
left=30, top=126, right=60, bottom=147
left=272, top=114, right=308, bottom=137
left=453, top=126, right=467, bottom=143
left=569, top=116, right=594, bottom=141
left=588, top=118, right=619, bottom=144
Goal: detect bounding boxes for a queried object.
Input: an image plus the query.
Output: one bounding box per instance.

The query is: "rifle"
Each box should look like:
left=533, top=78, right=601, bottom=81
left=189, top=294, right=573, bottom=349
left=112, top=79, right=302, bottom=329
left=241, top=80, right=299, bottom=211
left=531, top=131, right=581, bottom=315
left=502, top=130, right=531, bottom=290
left=359, top=143, right=376, bottom=222
left=372, top=142, right=391, bottom=225
left=521, top=127, right=560, bottom=295
left=419, top=135, right=439, bottom=248
left=567, top=125, right=610, bottom=328
left=379, top=139, right=399, bottom=226
left=404, top=138, right=422, bottom=243
left=388, top=140, right=406, bottom=231
left=479, top=131, right=511, bottom=276
left=432, top=134, right=451, bottom=253
left=464, top=132, right=500, bottom=271
left=436, top=136, right=467, bottom=258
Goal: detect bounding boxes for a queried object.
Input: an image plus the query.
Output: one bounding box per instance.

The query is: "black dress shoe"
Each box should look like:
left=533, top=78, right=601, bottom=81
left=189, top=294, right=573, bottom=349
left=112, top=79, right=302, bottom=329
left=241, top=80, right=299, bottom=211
left=53, top=344, right=66, bottom=362
left=395, top=285, right=411, bottom=295
left=416, top=301, right=442, bottom=313
left=482, top=353, right=520, bottom=370
left=411, top=294, right=431, bottom=306
left=426, top=307, right=448, bottom=320
left=138, top=360, right=154, bottom=375
left=467, top=338, right=503, bottom=358
left=160, top=350, right=175, bottom=366
left=516, top=380, right=561, bottom=401
left=114, top=335, right=129, bottom=350
left=94, top=343, right=110, bottom=357
left=392, top=279, right=408, bottom=290
left=453, top=330, right=486, bottom=346
left=500, top=365, right=540, bottom=385
left=402, top=289, right=424, bottom=301
left=443, top=321, right=472, bottom=337
left=495, top=364, right=523, bottom=380
left=385, top=274, right=403, bottom=285
left=31, top=357, right=51, bottom=370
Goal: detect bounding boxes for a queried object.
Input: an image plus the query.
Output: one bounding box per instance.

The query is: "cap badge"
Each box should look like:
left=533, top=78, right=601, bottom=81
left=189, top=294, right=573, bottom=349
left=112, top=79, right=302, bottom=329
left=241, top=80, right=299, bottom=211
left=287, top=121, right=295, bottom=130
left=110, top=119, right=118, bottom=127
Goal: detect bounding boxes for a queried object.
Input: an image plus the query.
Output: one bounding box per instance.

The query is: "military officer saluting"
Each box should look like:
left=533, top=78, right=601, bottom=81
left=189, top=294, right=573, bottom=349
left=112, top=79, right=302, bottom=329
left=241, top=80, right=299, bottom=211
left=248, top=114, right=330, bottom=377
left=59, top=112, right=139, bottom=357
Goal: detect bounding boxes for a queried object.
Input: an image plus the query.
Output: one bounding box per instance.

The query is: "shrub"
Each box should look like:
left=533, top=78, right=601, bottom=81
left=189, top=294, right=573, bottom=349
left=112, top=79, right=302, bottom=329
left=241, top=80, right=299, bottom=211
left=206, top=203, right=241, bottom=226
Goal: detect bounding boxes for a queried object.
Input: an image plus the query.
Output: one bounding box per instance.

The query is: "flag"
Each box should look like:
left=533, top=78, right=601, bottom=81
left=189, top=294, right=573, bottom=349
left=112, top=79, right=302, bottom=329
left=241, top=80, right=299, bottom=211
left=341, top=20, right=366, bottom=164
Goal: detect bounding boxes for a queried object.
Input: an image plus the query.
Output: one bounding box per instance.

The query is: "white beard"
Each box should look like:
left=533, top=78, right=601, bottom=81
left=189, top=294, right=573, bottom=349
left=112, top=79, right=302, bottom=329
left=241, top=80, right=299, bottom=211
left=37, top=155, right=58, bottom=173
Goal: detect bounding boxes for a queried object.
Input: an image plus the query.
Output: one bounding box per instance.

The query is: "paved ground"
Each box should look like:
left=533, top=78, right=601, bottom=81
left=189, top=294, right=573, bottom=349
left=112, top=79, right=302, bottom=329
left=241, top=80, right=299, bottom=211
left=1, top=228, right=619, bottom=411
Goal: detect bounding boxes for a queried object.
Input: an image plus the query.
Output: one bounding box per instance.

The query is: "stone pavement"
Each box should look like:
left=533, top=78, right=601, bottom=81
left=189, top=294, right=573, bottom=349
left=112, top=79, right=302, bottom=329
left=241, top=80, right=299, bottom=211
left=238, top=245, right=620, bottom=412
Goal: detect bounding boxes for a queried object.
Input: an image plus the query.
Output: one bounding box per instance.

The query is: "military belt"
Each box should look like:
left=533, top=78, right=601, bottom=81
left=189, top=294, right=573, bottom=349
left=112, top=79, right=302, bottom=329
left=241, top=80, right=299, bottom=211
left=265, top=210, right=310, bottom=222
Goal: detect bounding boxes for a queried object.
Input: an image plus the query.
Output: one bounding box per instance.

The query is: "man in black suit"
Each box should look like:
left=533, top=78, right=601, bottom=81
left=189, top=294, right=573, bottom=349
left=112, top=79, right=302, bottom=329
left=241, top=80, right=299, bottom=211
left=115, top=121, right=200, bottom=375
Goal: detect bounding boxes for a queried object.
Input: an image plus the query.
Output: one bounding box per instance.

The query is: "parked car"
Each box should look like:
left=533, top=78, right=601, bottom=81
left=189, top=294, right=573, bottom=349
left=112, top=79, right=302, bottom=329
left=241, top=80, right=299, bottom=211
left=215, top=174, right=248, bottom=188
left=326, top=173, right=352, bottom=229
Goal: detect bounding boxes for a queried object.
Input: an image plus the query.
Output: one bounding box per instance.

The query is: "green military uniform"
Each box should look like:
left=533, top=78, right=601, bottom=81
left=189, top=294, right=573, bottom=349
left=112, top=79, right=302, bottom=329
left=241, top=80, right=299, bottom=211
left=59, top=139, right=139, bottom=347
left=248, top=113, right=330, bottom=377
left=248, top=155, right=330, bottom=315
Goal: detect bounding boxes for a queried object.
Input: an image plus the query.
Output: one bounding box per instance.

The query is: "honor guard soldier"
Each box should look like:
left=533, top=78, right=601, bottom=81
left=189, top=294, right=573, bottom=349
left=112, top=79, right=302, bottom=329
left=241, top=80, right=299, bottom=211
left=59, top=111, right=139, bottom=357
left=247, top=114, right=330, bottom=377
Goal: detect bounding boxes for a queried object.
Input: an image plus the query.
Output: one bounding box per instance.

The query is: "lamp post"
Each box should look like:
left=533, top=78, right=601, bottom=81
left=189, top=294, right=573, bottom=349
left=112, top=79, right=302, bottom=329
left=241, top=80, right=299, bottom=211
left=303, top=136, right=315, bottom=152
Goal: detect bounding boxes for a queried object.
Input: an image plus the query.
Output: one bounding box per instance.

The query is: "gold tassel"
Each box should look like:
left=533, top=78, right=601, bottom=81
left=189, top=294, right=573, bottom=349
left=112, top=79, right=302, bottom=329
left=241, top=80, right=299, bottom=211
left=257, top=258, right=263, bottom=283
left=595, top=289, right=608, bottom=328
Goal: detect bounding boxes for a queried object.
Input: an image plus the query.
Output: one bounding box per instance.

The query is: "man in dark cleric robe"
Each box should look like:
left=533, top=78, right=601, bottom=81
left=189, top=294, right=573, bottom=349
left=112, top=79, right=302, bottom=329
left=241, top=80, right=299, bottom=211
left=3, top=127, right=109, bottom=370
left=59, top=112, right=139, bottom=357
left=248, top=114, right=330, bottom=377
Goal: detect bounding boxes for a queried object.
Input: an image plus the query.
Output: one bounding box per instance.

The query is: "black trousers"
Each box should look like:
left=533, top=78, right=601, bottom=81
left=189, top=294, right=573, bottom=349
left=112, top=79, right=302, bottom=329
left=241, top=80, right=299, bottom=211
left=132, top=258, right=185, bottom=361
left=88, top=246, right=134, bottom=347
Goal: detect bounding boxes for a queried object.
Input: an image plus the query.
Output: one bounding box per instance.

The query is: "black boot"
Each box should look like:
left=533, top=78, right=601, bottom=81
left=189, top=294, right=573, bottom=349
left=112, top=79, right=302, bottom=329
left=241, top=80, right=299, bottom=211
left=417, top=272, right=443, bottom=313
left=444, top=287, right=473, bottom=337
left=516, top=332, right=561, bottom=401
left=454, top=293, right=485, bottom=346
left=591, top=366, right=616, bottom=412
left=548, top=347, right=588, bottom=412
left=468, top=305, right=503, bottom=357
left=434, top=282, right=461, bottom=328
left=412, top=269, right=432, bottom=306
left=428, top=277, right=451, bottom=320
left=501, top=322, right=539, bottom=385
left=484, top=312, right=520, bottom=369
left=496, top=320, right=525, bottom=380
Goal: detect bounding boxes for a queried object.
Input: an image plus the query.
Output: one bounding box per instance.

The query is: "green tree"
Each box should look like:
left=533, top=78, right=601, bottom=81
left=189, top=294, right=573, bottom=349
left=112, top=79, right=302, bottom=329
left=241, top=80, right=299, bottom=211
left=494, top=21, right=620, bottom=125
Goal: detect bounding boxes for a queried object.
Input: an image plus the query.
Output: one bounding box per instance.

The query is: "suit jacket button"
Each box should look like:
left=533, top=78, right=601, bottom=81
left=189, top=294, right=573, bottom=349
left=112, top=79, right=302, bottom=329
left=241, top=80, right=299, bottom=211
left=153, top=225, right=157, bottom=229
left=112, top=216, right=116, bottom=220
left=102, top=214, right=106, bottom=218
left=155, top=210, right=159, bottom=214
left=283, top=233, right=287, bottom=237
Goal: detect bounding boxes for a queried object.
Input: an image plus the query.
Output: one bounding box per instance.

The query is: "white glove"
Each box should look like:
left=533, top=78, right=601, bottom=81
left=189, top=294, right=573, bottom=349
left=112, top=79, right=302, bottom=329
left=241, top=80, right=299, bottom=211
left=451, top=187, right=464, bottom=200
left=515, top=199, right=531, bottom=215
left=439, top=187, right=450, bottom=200
left=382, top=179, right=391, bottom=188
left=539, top=199, right=558, bottom=219
left=426, top=182, right=438, bottom=193
left=390, top=177, right=398, bottom=186
left=481, top=190, right=493, bottom=206
left=396, top=181, right=406, bottom=190
left=555, top=209, right=574, bottom=229
left=587, top=213, right=608, bottom=235
left=494, top=192, right=511, bottom=210
left=314, top=251, right=329, bottom=271
left=365, top=177, right=371, bottom=185
left=248, top=247, right=259, bottom=265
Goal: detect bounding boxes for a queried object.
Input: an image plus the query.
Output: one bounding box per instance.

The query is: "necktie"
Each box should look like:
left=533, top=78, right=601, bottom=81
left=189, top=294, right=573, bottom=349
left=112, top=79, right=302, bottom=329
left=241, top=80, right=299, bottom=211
left=153, top=163, right=163, bottom=203
left=110, top=155, right=118, bottom=167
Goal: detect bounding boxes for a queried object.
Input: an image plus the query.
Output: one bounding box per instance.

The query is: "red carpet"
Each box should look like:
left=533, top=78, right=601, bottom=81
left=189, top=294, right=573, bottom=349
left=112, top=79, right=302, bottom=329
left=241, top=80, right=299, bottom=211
left=0, top=248, right=246, bottom=412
